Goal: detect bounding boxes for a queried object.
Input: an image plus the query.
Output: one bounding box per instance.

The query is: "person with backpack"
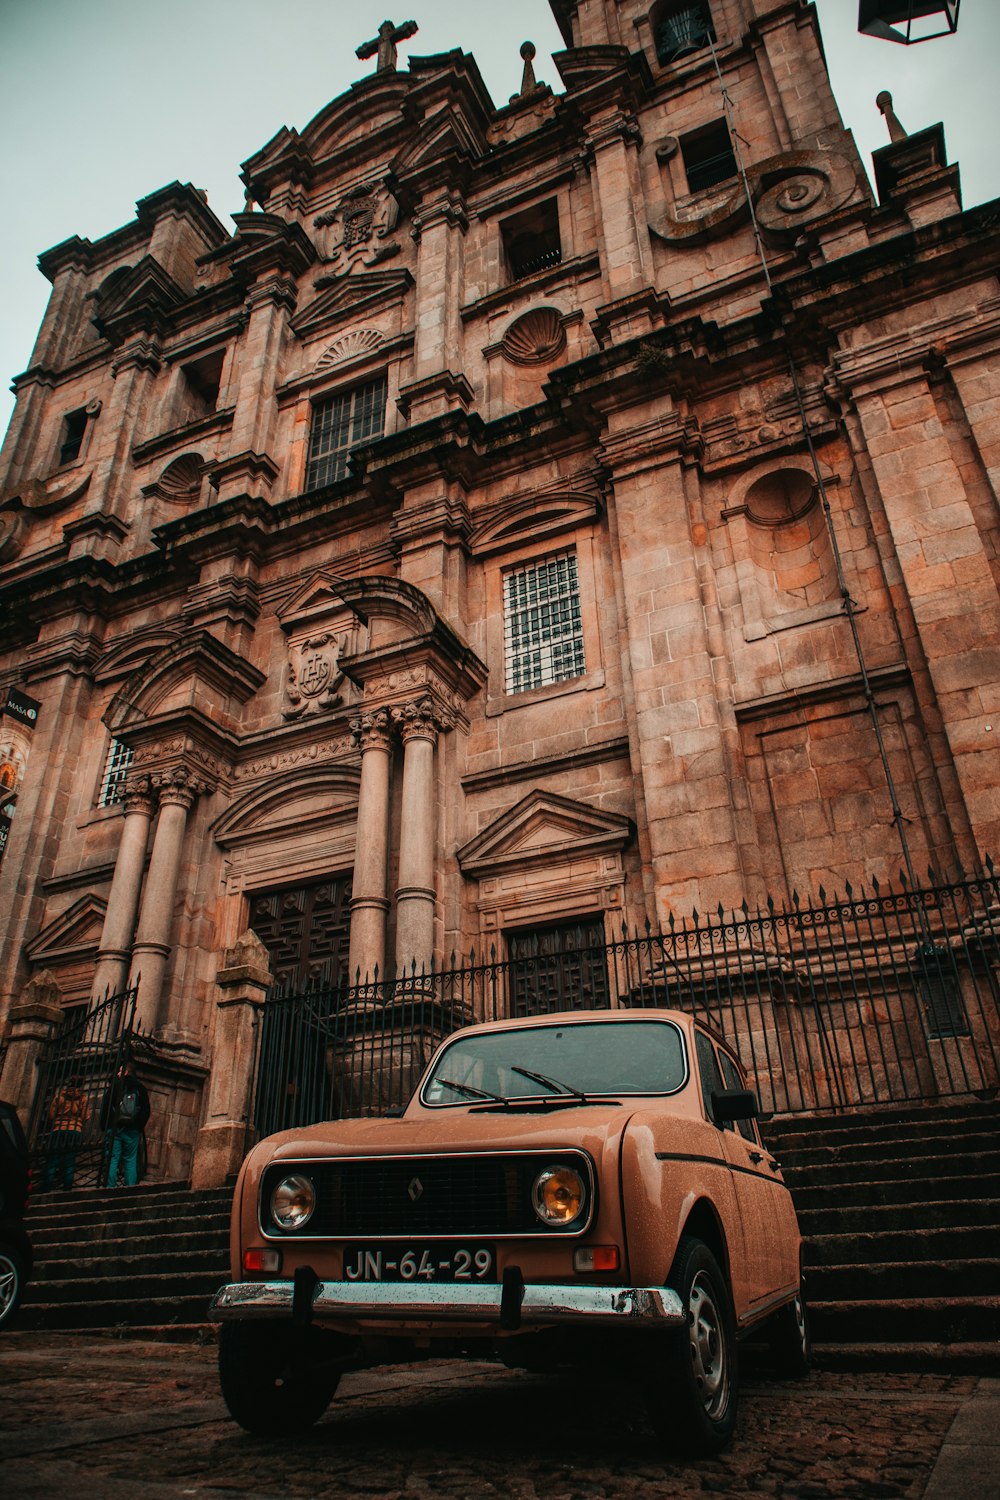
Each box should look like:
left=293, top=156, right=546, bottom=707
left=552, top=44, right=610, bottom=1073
left=102, top=1060, right=151, bottom=1188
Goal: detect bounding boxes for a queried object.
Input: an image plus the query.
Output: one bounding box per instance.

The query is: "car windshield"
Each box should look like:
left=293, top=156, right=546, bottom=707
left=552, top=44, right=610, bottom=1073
left=421, top=1019, right=687, bottom=1106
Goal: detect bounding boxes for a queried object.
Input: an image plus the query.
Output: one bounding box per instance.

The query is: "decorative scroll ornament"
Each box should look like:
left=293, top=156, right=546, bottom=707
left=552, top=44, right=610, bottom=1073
left=0, top=509, right=24, bottom=562
left=283, top=631, right=346, bottom=719
left=313, top=180, right=401, bottom=273
left=650, top=149, right=860, bottom=245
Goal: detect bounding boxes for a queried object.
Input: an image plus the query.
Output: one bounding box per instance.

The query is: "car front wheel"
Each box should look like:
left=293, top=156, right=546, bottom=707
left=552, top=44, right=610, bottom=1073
left=0, top=1244, right=24, bottom=1330
left=218, top=1320, right=341, bottom=1436
left=646, top=1235, right=738, bottom=1456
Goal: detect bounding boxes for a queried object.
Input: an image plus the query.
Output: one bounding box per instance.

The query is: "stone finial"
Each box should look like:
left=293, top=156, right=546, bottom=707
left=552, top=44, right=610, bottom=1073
left=356, top=18, right=418, bottom=73
left=518, top=41, right=538, bottom=97
left=222, top=928, right=271, bottom=975
left=19, top=969, right=63, bottom=1009
left=877, top=91, right=908, bottom=144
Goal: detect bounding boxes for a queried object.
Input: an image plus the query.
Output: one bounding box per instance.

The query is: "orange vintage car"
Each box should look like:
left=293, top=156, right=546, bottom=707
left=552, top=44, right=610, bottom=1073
left=209, top=1008, right=809, bottom=1454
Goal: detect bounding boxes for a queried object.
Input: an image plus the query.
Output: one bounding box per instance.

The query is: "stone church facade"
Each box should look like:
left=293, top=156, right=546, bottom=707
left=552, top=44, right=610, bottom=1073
left=1, top=0, right=998, bottom=1184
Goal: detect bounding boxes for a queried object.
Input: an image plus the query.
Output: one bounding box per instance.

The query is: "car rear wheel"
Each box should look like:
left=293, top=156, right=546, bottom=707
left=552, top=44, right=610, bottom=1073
left=0, top=1243, right=24, bottom=1330
left=218, top=1321, right=341, bottom=1435
left=768, top=1284, right=811, bottom=1378
left=646, top=1234, right=738, bottom=1456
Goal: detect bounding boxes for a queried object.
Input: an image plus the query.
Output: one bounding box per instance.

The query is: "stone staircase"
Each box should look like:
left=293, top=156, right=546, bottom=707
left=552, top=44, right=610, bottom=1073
left=17, top=1181, right=231, bottom=1336
left=15, top=1096, right=1000, bottom=1367
left=764, top=1094, right=1000, bottom=1370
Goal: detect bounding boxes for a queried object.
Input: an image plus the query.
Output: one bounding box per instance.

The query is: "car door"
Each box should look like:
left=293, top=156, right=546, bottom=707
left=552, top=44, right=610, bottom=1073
left=715, top=1048, right=796, bottom=1310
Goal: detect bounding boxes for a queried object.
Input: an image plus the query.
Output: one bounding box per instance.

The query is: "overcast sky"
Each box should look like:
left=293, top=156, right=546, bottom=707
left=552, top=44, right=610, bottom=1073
left=1, top=0, right=996, bottom=444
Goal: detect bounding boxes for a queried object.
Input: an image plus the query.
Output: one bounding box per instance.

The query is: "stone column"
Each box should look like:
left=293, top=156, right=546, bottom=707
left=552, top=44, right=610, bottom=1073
left=191, top=930, right=272, bottom=1190
left=585, top=111, right=654, bottom=318
left=128, top=770, right=201, bottom=1032
left=392, top=700, right=440, bottom=976
left=347, top=709, right=393, bottom=985
left=91, top=776, right=156, bottom=1002
left=0, top=971, right=63, bottom=1126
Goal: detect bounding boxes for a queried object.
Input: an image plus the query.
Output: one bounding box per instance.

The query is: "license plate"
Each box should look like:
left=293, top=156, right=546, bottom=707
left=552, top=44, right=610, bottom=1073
left=343, top=1244, right=496, bottom=1283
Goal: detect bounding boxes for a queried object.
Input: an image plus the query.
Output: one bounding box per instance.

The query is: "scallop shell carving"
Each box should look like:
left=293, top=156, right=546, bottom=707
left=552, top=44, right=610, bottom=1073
left=500, top=308, right=566, bottom=366
left=317, top=329, right=384, bottom=370
left=157, top=453, right=204, bottom=501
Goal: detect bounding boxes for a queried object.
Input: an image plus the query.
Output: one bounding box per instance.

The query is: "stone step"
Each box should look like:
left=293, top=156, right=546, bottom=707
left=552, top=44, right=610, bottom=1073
left=764, top=1097, right=1000, bottom=1153
left=26, top=1194, right=232, bottom=1236
left=795, top=1195, right=1000, bottom=1236
left=782, top=1152, right=1000, bottom=1191
left=23, top=1267, right=224, bottom=1308
left=14, top=1293, right=218, bottom=1332
left=804, top=1224, right=1000, bottom=1266
left=808, top=1296, right=1000, bottom=1344
left=29, top=1223, right=228, bottom=1257
left=790, top=1169, right=1000, bottom=1209
left=33, top=1246, right=229, bottom=1285
left=809, top=1342, right=1000, bottom=1375
left=776, top=1126, right=1000, bottom=1171
left=807, top=1256, right=1000, bottom=1300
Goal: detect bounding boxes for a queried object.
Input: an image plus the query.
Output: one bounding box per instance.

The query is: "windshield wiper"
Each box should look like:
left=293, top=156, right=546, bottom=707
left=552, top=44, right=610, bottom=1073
left=436, top=1077, right=510, bottom=1107
left=509, top=1065, right=619, bottom=1106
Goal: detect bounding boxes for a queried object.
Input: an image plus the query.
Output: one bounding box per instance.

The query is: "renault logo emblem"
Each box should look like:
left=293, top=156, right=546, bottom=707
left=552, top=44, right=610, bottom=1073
left=407, top=1177, right=424, bottom=1202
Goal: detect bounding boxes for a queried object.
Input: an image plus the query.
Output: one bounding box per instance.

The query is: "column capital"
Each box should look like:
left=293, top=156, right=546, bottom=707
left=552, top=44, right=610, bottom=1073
left=351, top=707, right=394, bottom=753
left=150, top=765, right=210, bottom=810
left=391, top=697, right=449, bottom=743
left=122, top=773, right=156, bottom=818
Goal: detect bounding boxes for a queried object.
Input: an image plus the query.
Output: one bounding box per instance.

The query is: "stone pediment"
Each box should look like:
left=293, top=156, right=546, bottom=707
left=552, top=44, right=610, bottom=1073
left=392, top=106, right=486, bottom=176
left=91, top=255, right=187, bottom=342
left=25, top=895, right=107, bottom=965
left=291, top=268, right=413, bottom=341
left=469, top=488, right=601, bottom=557
left=457, top=791, right=632, bottom=878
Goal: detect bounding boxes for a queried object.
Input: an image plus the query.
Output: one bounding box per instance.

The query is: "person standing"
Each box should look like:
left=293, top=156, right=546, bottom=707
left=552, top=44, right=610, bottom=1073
left=102, top=1060, right=151, bottom=1188
left=44, top=1077, right=90, bottom=1190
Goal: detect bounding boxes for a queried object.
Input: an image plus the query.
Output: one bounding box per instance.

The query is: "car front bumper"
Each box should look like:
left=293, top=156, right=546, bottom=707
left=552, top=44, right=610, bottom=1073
left=209, top=1278, right=685, bottom=1331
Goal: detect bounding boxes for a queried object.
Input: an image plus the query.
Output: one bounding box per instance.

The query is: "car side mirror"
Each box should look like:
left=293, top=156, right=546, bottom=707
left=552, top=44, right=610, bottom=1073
left=711, top=1088, right=758, bottom=1124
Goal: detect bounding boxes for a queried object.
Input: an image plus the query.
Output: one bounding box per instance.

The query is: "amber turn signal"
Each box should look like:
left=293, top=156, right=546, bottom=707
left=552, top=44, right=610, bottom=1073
left=573, top=1245, right=620, bottom=1272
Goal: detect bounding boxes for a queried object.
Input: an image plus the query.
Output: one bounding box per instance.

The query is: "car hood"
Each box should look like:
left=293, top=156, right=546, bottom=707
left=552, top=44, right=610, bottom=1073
left=257, top=1106, right=636, bottom=1165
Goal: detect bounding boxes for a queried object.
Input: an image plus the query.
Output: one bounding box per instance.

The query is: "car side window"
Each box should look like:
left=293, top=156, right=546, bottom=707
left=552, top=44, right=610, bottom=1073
left=719, top=1051, right=760, bottom=1144
left=694, top=1030, right=730, bottom=1130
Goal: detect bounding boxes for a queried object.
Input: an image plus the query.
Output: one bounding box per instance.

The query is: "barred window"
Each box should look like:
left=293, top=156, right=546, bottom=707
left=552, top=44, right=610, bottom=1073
left=653, top=2, right=715, bottom=66
left=99, top=737, right=134, bottom=807
left=304, top=376, right=387, bottom=490
left=503, top=553, right=586, bottom=695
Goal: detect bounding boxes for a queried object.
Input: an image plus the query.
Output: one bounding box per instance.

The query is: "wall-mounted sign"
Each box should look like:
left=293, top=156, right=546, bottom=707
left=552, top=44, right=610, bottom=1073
left=2, top=687, right=41, bottom=729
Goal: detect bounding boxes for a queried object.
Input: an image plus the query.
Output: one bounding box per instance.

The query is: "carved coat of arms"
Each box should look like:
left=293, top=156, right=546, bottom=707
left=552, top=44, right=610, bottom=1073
left=313, top=180, right=401, bottom=273
left=283, top=632, right=346, bottom=719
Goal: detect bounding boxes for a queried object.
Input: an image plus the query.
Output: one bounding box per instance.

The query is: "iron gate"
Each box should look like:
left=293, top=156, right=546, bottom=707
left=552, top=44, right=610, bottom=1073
left=29, top=984, right=146, bottom=1191
left=249, top=865, right=1000, bottom=1135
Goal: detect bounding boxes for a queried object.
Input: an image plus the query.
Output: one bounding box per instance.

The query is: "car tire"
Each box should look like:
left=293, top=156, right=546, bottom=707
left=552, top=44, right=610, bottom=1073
left=218, top=1320, right=341, bottom=1435
left=647, top=1234, right=738, bottom=1457
left=768, top=1284, right=811, bottom=1378
left=0, top=1242, right=24, bottom=1330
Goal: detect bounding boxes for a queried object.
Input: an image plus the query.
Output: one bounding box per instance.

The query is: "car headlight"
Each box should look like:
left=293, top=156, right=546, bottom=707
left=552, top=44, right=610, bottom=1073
left=270, top=1173, right=316, bottom=1231
left=531, top=1164, right=586, bottom=1226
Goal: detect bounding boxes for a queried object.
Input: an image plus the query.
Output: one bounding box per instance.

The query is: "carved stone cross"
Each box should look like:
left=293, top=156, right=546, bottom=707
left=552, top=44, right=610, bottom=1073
left=356, top=18, right=418, bottom=73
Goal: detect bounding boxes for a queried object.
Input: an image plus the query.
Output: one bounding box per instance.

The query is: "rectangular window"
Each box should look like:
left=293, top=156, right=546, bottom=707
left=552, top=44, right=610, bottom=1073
left=501, top=199, right=562, bottom=282
left=58, top=407, right=89, bottom=467
left=503, top=552, right=585, bottom=695
left=680, top=119, right=737, bottom=193
left=305, top=375, right=387, bottom=490
left=99, top=737, right=134, bottom=807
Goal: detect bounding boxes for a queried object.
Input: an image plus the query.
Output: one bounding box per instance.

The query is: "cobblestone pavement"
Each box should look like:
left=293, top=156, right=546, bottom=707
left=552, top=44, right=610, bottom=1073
left=1, top=1333, right=993, bottom=1500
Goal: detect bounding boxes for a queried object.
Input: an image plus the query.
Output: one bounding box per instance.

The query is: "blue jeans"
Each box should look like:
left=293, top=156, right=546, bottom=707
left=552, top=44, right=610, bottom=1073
left=107, top=1127, right=141, bottom=1187
left=44, top=1130, right=82, bottom=1190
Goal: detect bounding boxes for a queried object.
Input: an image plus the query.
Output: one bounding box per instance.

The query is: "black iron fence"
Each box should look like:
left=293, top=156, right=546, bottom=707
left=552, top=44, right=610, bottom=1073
left=251, top=864, right=1000, bottom=1138
left=29, top=984, right=147, bottom=1191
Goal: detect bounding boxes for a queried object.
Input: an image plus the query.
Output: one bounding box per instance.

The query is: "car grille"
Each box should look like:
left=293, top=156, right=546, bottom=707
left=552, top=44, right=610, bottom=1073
left=260, top=1151, right=594, bottom=1238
